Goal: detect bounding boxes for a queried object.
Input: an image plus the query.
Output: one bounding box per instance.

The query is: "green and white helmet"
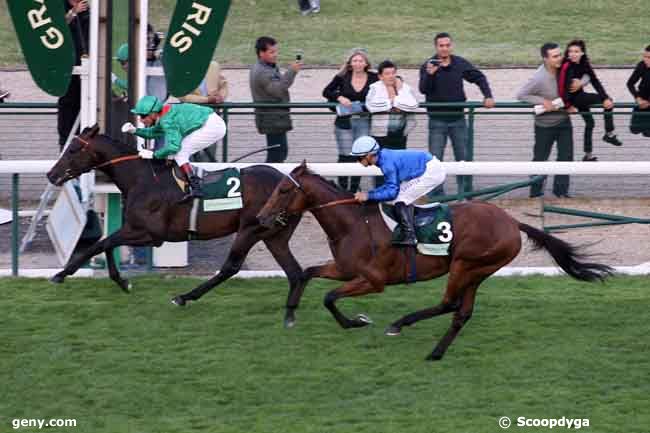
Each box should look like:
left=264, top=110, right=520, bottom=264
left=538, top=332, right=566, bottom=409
left=115, top=43, right=128, bottom=62
left=350, top=136, right=380, bottom=156
left=131, top=95, right=163, bottom=116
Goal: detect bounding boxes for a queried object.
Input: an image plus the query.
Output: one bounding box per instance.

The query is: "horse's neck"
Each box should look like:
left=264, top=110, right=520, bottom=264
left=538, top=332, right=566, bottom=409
left=308, top=189, right=365, bottom=239
left=99, top=156, right=150, bottom=193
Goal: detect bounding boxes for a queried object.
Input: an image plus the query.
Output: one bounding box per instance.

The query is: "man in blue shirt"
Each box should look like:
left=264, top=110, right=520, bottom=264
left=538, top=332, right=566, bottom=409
left=351, top=136, right=446, bottom=246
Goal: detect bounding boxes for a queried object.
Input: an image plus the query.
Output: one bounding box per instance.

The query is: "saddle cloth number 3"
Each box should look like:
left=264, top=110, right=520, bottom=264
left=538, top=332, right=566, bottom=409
left=437, top=221, right=453, bottom=242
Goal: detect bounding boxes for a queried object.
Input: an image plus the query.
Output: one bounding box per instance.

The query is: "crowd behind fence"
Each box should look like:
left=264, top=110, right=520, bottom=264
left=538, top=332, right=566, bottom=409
left=1, top=101, right=649, bottom=202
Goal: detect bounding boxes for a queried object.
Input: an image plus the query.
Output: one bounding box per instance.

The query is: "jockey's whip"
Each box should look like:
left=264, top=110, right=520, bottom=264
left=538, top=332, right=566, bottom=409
left=228, top=145, right=281, bottom=163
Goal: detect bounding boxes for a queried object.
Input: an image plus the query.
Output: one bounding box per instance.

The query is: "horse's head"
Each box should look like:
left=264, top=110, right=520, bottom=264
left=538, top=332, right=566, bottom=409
left=257, top=161, right=313, bottom=229
left=47, top=124, right=129, bottom=186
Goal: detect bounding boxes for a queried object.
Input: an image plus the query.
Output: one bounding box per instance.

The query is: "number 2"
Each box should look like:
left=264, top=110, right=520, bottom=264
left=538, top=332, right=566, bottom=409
left=226, top=177, right=241, bottom=197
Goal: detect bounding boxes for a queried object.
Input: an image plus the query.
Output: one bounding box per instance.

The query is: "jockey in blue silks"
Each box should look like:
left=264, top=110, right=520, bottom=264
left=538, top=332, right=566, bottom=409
left=350, top=136, right=446, bottom=246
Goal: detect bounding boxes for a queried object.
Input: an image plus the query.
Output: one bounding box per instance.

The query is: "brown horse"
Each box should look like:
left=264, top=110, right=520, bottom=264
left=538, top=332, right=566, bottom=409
left=257, top=162, right=614, bottom=360
left=46, top=125, right=308, bottom=327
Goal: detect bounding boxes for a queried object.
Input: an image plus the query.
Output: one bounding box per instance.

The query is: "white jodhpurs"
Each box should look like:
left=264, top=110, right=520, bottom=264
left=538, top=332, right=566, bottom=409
left=173, top=113, right=227, bottom=166
left=391, top=157, right=446, bottom=205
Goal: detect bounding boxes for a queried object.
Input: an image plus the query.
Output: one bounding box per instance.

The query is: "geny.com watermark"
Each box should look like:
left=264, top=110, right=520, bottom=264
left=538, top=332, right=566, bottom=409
left=498, top=416, right=590, bottom=429
left=12, top=418, right=77, bottom=430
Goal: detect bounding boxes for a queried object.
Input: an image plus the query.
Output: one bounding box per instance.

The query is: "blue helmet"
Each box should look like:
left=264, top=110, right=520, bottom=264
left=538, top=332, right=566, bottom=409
left=350, top=136, right=380, bottom=156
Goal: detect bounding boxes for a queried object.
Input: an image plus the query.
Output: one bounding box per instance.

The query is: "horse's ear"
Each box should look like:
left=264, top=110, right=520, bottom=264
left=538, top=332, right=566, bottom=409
left=295, top=160, right=308, bottom=175
left=88, top=123, right=100, bottom=137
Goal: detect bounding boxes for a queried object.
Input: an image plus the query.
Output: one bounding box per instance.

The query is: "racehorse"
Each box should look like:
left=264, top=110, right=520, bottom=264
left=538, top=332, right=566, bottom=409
left=47, top=124, right=307, bottom=327
left=257, top=162, right=614, bottom=360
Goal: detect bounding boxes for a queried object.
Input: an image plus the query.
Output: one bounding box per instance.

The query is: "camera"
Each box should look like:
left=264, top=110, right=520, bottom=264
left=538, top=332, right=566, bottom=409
left=428, top=57, right=441, bottom=66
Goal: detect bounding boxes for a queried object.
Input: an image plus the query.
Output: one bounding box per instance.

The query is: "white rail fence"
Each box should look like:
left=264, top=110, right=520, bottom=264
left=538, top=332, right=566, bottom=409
left=3, top=161, right=650, bottom=277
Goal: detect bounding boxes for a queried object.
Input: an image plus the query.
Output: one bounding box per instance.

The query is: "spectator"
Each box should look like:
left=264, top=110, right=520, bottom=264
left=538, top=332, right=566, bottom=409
left=419, top=32, right=494, bottom=195
left=558, top=40, right=621, bottom=162
left=366, top=60, right=418, bottom=187
left=58, top=0, right=89, bottom=152
left=298, top=0, right=320, bottom=15
left=517, top=42, right=574, bottom=199
left=628, top=45, right=650, bottom=137
left=322, top=48, right=378, bottom=192
left=111, top=25, right=167, bottom=103
left=110, top=26, right=168, bottom=145
left=249, top=36, right=301, bottom=163
left=179, top=60, right=228, bottom=162
left=366, top=60, right=418, bottom=150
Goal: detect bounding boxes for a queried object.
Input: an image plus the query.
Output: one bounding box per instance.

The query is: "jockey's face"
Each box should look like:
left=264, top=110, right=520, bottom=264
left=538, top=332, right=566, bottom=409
left=357, top=153, right=377, bottom=167
left=140, top=112, right=158, bottom=127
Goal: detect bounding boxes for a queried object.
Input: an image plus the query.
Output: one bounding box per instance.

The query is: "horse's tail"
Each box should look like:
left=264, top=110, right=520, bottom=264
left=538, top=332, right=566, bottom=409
left=518, top=222, right=614, bottom=282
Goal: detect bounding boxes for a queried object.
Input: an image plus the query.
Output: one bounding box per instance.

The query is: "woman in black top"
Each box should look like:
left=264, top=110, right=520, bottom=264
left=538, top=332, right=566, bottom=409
left=323, top=48, right=378, bottom=192
left=558, top=40, right=621, bottom=162
left=627, top=45, right=650, bottom=137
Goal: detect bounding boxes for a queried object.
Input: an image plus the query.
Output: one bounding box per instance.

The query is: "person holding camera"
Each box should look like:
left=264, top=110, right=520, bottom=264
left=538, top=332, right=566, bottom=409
left=418, top=32, right=494, bottom=195
left=322, top=48, right=378, bottom=192
left=249, top=36, right=302, bottom=163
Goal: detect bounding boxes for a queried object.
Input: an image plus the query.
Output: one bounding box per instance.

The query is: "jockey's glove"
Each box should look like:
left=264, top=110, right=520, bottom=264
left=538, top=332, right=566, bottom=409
left=121, top=122, right=136, bottom=134
left=138, top=149, right=154, bottom=159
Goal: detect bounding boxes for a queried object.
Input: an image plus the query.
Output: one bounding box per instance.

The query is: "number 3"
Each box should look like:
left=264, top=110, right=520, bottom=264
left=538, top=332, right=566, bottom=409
left=437, top=221, right=452, bottom=242
left=226, top=177, right=241, bottom=197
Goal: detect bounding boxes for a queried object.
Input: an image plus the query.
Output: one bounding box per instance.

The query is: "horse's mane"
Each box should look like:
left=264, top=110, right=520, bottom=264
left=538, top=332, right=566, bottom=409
left=97, top=133, right=138, bottom=155
left=303, top=167, right=353, bottom=198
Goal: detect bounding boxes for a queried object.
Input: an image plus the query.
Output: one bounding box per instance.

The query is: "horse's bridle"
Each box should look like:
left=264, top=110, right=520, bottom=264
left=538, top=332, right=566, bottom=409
left=73, top=135, right=141, bottom=169
left=273, top=172, right=358, bottom=226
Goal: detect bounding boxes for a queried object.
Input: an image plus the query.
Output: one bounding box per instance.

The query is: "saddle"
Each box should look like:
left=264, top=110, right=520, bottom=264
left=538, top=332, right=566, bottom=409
left=170, top=164, right=244, bottom=234
left=380, top=203, right=453, bottom=256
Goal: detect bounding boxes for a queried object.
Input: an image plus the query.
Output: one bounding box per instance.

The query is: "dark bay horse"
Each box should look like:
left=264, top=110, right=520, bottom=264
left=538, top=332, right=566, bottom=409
left=257, top=162, right=614, bottom=360
left=47, top=125, right=307, bottom=327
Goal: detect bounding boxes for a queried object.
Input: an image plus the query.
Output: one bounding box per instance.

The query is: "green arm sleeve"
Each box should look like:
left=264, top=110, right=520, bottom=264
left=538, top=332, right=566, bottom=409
left=153, top=128, right=182, bottom=159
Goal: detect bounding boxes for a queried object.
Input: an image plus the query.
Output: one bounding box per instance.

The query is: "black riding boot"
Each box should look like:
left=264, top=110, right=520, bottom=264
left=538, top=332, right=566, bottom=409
left=180, top=163, right=204, bottom=203
left=394, top=202, right=417, bottom=246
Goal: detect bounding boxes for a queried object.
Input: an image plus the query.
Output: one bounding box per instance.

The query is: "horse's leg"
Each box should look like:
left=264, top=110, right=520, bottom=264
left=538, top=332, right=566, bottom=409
left=263, top=235, right=305, bottom=328
left=51, top=228, right=147, bottom=287
left=172, top=227, right=258, bottom=305
left=324, top=276, right=384, bottom=329
left=105, top=247, right=131, bottom=293
left=303, top=261, right=354, bottom=282
left=426, top=285, right=478, bottom=361
left=384, top=298, right=462, bottom=336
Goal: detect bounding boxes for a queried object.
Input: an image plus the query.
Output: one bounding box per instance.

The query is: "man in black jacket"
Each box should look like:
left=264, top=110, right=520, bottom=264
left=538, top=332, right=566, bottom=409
left=57, top=0, right=89, bottom=152
left=419, top=32, right=494, bottom=195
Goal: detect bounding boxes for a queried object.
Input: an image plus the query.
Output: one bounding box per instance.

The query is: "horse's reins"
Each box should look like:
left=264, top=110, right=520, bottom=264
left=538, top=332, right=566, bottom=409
left=281, top=173, right=377, bottom=257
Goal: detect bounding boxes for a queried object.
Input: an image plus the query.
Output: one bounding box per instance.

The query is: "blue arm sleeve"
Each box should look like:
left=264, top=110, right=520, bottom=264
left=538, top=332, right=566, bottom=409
left=367, top=165, right=399, bottom=201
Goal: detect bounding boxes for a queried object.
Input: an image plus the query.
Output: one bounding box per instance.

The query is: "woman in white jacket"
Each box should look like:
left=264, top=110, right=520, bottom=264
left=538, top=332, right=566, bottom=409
left=366, top=60, right=419, bottom=151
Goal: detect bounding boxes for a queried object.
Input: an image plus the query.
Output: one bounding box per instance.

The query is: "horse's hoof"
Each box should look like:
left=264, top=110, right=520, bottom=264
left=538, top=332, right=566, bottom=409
left=284, top=317, right=296, bottom=329
left=171, top=296, right=186, bottom=306
left=357, top=314, right=373, bottom=326
left=50, top=273, right=65, bottom=284
left=119, top=279, right=131, bottom=293
left=425, top=352, right=444, bottom=361
left=385, top=325, right=401, bottom=336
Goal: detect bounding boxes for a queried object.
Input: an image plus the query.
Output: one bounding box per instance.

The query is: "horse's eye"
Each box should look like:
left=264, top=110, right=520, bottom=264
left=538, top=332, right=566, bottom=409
left=279, top=188, right=291, bottom=195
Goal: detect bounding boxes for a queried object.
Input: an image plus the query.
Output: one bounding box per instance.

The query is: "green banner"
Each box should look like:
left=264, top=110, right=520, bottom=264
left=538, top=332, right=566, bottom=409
left=163, top=0, right=231, bottom=97
left=6, top=0, right=75, bottom=97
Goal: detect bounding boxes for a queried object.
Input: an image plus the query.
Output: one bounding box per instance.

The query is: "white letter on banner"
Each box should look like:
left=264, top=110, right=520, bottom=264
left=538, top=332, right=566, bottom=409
left=170, top=31, right=193, bottom=53
left=27, top=5, right=52, bottom=29
left=41, top=27, right=64, bottom=49
left=181, top=21, right=201, bottom=37
left=187, top=3, right=212, bottom=25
